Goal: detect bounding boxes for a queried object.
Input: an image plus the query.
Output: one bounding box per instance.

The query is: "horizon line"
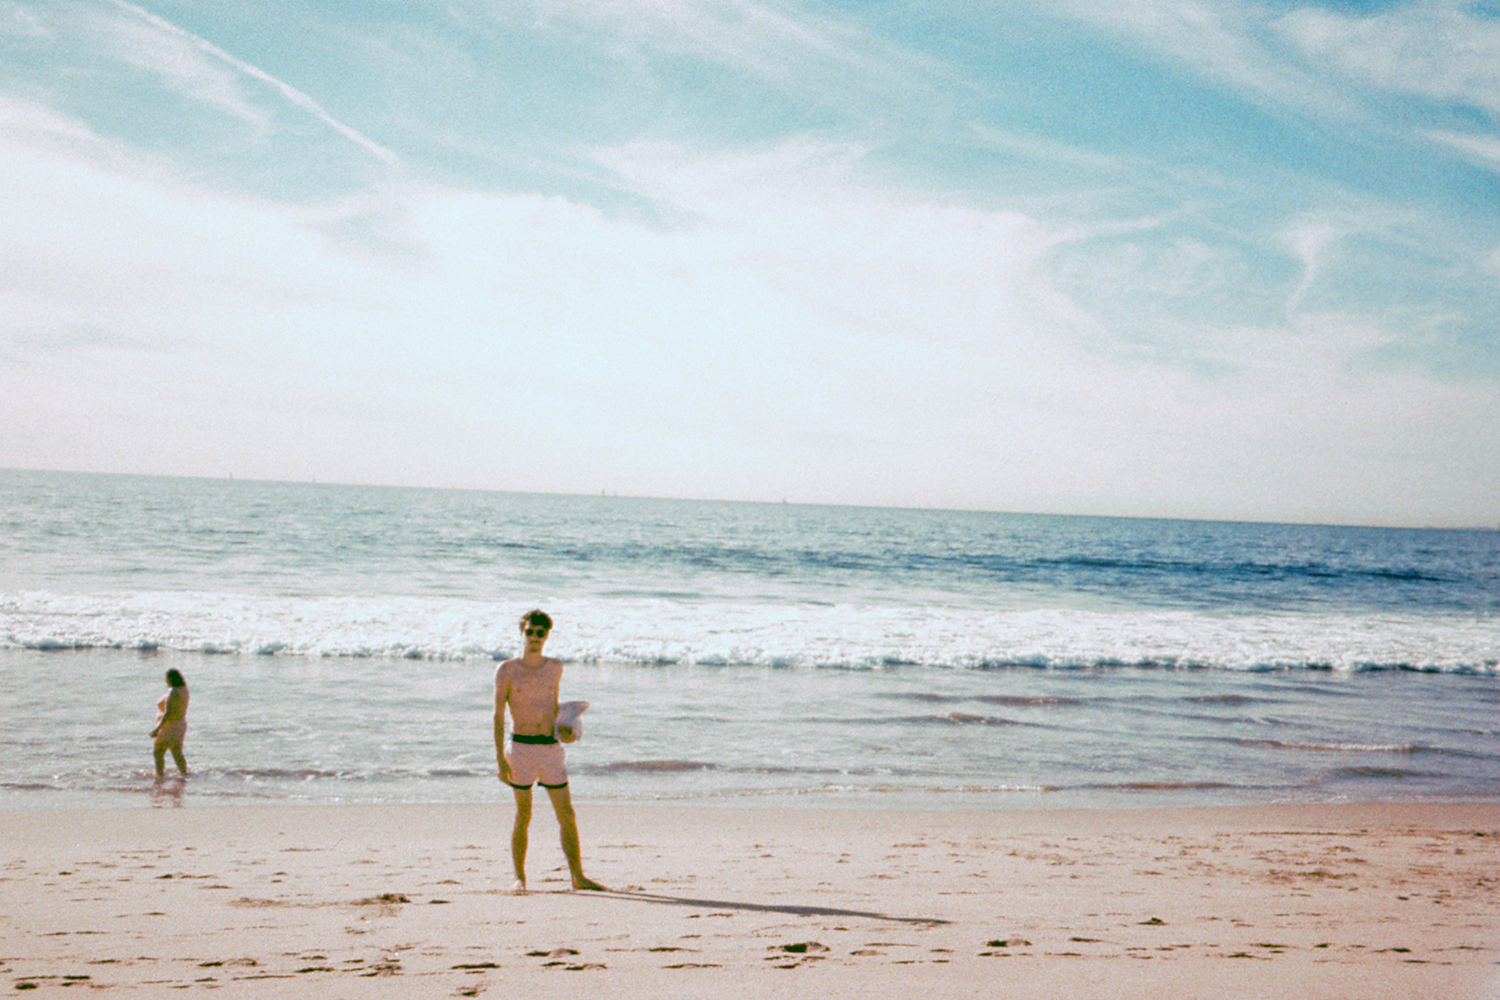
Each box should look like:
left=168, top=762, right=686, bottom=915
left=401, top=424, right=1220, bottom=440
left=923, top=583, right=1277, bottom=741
left=3, top=465, right=1492, bottom=534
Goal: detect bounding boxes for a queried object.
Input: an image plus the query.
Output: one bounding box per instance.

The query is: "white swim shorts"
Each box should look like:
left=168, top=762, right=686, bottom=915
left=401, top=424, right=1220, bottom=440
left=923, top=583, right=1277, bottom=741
left=505, top=740, right=568, bottom=789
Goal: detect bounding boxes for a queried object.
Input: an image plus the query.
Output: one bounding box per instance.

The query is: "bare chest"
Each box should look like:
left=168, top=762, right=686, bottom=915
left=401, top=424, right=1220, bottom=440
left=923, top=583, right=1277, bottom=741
left=501, top=661, right=561, bottom=730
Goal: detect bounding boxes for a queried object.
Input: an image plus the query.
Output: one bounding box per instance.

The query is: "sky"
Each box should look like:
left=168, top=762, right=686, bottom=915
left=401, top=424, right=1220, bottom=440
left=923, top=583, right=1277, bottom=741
left=1, top=0, right=1497, bottom=527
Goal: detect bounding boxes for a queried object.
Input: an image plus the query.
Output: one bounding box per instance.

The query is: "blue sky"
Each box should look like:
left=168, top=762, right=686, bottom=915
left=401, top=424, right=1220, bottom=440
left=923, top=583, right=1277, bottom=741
left=2, top=0, right=1497, bottom=526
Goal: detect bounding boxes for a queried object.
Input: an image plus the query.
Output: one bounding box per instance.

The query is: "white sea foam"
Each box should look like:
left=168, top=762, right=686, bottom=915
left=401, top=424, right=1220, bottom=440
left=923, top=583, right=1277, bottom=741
left=2, top=588, right=1494, bottom=672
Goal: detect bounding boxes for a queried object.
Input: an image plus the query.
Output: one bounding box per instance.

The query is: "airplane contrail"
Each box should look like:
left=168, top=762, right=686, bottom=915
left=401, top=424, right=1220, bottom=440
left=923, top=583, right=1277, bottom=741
left=106, top=0, right=400, bottom=166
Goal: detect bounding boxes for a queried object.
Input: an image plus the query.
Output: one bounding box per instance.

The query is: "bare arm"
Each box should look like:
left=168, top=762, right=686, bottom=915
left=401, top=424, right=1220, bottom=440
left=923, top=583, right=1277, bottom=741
left=150, top=690, right=180, bottom=737
left=550, top=675, right=560, bottom=737
left=493, top=665, right=511, bottom=781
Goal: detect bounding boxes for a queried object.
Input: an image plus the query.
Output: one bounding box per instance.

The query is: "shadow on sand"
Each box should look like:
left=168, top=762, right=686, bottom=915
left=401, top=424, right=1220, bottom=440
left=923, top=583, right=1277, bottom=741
left=594, top=889, right=949, bottom=925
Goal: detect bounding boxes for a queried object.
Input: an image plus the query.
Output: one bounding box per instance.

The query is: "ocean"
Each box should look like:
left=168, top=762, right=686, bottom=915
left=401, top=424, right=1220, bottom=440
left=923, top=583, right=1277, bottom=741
left=1, top=468, right=1497, bottom=810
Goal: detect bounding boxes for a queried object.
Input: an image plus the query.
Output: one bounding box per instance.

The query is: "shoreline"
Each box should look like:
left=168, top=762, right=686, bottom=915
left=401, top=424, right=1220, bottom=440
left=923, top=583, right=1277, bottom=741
left=5, top=799, right=1498, bottom=997
left=8, top=645, right=1500, bottom=811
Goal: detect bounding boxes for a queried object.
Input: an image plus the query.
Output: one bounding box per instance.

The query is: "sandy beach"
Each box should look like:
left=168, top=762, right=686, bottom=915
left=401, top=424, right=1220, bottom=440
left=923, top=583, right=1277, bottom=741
left=3, top=799, right=1497, bottom=998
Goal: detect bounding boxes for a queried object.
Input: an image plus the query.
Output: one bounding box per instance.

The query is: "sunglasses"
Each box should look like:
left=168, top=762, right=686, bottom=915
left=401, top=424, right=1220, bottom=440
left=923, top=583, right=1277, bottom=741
left=524, top=627, right=549, bottom=638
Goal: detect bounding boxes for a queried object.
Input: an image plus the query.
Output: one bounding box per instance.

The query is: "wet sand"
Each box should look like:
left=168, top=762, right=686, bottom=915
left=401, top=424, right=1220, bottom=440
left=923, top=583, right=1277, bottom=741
left=3, top=799, right=1498, bottom=997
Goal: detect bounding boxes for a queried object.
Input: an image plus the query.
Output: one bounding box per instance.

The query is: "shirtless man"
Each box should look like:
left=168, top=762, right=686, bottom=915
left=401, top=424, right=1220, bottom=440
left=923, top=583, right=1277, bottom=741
left=494, top=610, right=604, bottom=893
left=150, top=668, right=189, bottom=780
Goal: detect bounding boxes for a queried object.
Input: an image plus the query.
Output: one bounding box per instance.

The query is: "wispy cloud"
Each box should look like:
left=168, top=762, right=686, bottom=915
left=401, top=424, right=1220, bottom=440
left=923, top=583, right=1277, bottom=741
left=1037, top=0, right=1369, bottom=120
left=92, top=1, right=268, bottom=129
left=1426, top=128, right=1500, bottom=171
left=1282, top=218, right=1342, bottom=315
left=0, top=93, right=113, bottom=155
left=2, top=3, right=48, bottom=41
left=1274, top=1, right=1500, bottom=116
left=1039, top=0, right=1500, bottom=149
left=532, top=0, right=934, bottom=88
left=99, top=0, right=399, bottom=165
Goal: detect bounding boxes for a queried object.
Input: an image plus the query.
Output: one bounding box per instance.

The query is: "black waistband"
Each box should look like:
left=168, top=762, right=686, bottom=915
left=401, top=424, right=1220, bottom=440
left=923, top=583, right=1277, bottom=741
left=511, top=733, right=558, bottom=745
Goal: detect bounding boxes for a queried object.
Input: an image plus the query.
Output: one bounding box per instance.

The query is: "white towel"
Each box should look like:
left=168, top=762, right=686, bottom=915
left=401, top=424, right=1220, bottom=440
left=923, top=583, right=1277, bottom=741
left=556, top=700, right=589, bottom=743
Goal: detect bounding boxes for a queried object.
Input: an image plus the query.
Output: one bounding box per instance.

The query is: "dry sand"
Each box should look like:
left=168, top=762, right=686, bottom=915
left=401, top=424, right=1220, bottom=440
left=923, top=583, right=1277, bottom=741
left=3, top=799, right=1498, bottom=998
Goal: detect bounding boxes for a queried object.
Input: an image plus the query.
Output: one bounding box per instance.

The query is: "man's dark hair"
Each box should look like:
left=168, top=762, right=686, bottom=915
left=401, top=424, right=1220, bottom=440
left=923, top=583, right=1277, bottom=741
left=519, top=609, right=553, bottom=632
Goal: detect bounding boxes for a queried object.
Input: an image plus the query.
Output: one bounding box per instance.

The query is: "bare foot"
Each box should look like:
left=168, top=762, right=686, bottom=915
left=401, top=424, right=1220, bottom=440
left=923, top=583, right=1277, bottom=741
left=572, top=876, right=606, bottom=892
left=509, top=878, right=527, bottom=895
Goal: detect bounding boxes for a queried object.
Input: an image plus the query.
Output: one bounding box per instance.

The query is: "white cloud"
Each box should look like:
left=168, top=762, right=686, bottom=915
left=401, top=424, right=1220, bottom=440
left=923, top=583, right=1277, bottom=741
left=515, top=0, right=947, bottom=121
left=2, top=3, right=48, bottom=40
left=1426, top=128, right=1500, bottom=172
left=1275, top=2, right=1500, bottom=116
left=0, top=124, right=1088, bottom=502
left=534, top=0, right=891, bottom=73
left=1, top=122, right=341, bottom=313
left=1037, top=0, right=1367, bottom=120
left=1282, top=218, right=1341, bottom=313
left=0, top=93, right=113, bottom=154
left=1034, top=0, right=1500, bottom=143
left=589, top=139, right=1058, bottom=346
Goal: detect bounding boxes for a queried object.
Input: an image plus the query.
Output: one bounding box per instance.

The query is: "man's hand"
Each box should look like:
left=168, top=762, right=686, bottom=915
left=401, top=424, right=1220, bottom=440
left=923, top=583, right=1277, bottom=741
left=499, top=759, right=512, bottom=784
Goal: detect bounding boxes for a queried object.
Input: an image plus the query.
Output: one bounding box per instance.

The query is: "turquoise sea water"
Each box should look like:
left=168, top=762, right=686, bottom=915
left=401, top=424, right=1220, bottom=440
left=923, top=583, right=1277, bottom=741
left=1, top=468, right=1497, bottom=809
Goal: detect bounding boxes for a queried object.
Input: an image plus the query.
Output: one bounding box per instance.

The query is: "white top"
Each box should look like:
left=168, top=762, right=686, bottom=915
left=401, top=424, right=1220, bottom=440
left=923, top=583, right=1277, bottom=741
left=556, top=700, right=589, bottom=743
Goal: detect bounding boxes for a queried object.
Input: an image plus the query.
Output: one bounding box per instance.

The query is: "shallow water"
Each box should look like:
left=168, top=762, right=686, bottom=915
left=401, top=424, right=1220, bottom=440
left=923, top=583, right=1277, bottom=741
left=4, top=642, right=1498, bottom=811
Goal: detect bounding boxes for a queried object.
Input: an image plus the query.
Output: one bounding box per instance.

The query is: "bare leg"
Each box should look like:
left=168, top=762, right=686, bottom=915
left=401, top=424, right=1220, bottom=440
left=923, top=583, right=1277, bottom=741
left=170, top=746, right=188, bottom=776
left=545, top=785, right=605, bottom=891
left=509, top=786, right=532, bottom=892
left=153, top=744, right=166, bottom=781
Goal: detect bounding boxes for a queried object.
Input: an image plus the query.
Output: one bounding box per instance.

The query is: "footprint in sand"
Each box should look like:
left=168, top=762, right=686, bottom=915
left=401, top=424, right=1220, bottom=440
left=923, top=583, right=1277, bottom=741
left=765, top=941, right=830, bottom=968
left=979, top=938, right=1033, bottom=956
left=774, top=941, right=828, bottom=954
left=526, top=947, right=604, bottom=970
